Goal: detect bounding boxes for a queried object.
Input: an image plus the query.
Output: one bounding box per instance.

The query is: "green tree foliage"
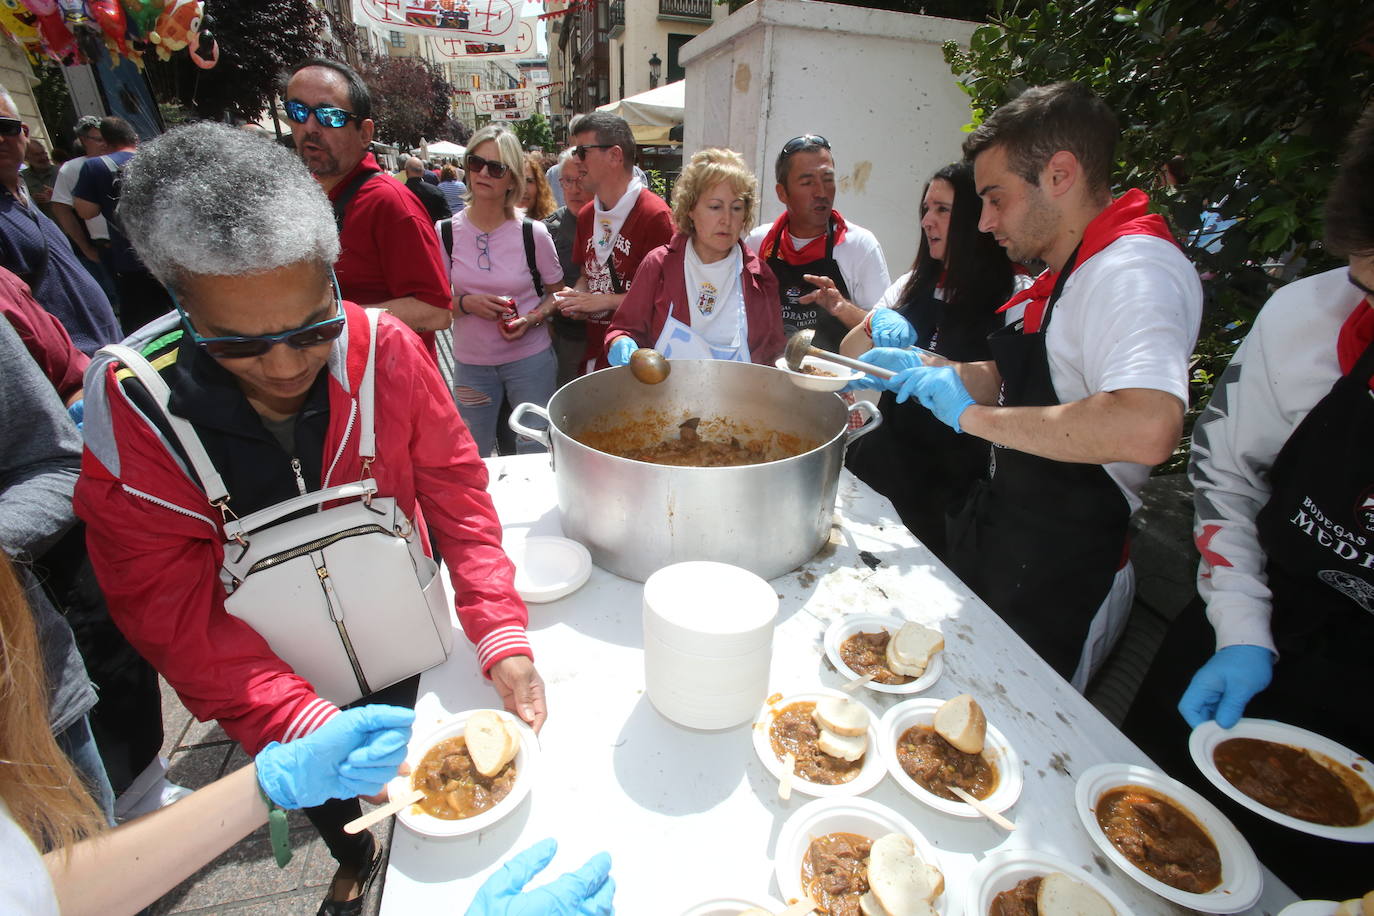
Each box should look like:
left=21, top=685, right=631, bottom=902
left=944, top=0, right=1374, bottom=464
left=357, top=54, right=455, bottom=151
left=513, top=112, right=555, bottom=154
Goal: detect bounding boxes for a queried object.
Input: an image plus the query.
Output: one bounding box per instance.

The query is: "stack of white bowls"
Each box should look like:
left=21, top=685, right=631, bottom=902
left=642, top=561, right=777, bottom=730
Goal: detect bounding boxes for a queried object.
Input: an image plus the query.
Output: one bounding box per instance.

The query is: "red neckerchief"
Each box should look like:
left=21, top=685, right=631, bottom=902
left=759, top=208, right=849, bottom=266
left=1337, top=299, right=1374, bottom=390
left=997, top=189, right=1178, bottom=333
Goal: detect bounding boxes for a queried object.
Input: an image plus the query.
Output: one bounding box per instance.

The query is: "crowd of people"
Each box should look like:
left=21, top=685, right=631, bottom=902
left=0, top=50, right=1370, bottom=913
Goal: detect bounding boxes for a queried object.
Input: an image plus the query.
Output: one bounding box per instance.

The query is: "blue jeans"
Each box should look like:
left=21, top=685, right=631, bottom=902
left=56, top=715, right=117, bottom=825
left=452, top=347, right=556, bottom=457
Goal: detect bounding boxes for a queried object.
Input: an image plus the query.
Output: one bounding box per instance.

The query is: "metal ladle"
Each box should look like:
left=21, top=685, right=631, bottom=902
left=783, top=329, right=896, bottom=379
left=628, top=347, right=671, bottom=384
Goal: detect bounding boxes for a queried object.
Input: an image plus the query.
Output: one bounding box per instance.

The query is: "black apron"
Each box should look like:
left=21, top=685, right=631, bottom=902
left=945, top=254, right=1130, bottom=681
left=765, top=217, right=851, bottom=352
left=1123, top=328, right=1374, bottom=897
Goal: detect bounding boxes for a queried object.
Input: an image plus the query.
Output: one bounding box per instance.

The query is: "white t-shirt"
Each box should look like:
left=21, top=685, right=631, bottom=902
left=685, top=241, right=744, bottom=349
left=745, top=218, right=890, bottom=311
left=1045, top=234, right=1202, bottom=513
left=51, top=156, right=109, bottom=240
left=0, top=798, right=60, bottom=916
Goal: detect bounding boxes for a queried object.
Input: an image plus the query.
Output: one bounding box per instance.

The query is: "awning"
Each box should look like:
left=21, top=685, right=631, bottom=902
left=413, top=140, right=467, bottom=158
left=597, top=80, right=684, bottom=145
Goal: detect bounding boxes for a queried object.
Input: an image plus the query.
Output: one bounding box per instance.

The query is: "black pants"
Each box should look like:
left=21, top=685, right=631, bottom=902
left=304, top=675, right=420, bottom=870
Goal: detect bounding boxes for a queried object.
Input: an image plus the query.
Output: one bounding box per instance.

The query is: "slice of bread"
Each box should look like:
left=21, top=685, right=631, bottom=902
left=859, top=892, right=889, bottom=916
left=868, top=833, right=942, bottom=915
left=466, top=710, right=518, bottom=778
left=1037, top=871, right=1116, bottom=916
left=933, top=693, right=986, bottom=755
left=884, top=622, right=944, bottom=677
left=814, top=696, right=870, bottom=737
left=817, top=727, right=867, bottom=761
left=1365, top=890, right=1374, bottom=916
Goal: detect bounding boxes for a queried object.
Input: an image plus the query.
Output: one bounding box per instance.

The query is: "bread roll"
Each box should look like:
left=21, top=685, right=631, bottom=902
left=933, top=694, right=986, bottom=755
left=817, top=727, right=867, bottom=762
left=466, top=711, right=517, bottom=778
left=859, top=892, right=888, bottom=916
left=1037, top=871, right=1115, bottom=916
left=884, top=623, right=944, bottom=677
left=867, top=833, right=942, bottom=915
left=814, top=696, right=870, bottom=737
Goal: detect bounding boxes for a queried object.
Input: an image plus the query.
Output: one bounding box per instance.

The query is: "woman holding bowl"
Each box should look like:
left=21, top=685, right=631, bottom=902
left=604, top=148, right=783, bottom=366
left=449, top=125, right=567, bottom=455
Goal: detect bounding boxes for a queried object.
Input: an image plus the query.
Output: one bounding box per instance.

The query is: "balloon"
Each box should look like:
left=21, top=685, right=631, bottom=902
left=147, top=0, right=196, bottom=60
left=21, top=0, right=80, bottom=62
left=86, top=0, right=128, bottom=56
left=118, top=0, right=160, bottom=39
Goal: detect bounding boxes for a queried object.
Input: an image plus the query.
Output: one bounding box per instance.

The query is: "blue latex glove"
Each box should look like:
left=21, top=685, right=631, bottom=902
left=1178, top=644, right=1274, bottom=728
left=868, top=308, right=916, bottom=349
left=607, top=336, right=637, bottom=367
left=876, top=364, right=976, bottom=432
left=67, top=398, right=84, bottom=431
left=843, top=347, right=923, bottom=393
left=467, top=838, right=615, bottom=916
left=255, top=705, right=415, bottom=809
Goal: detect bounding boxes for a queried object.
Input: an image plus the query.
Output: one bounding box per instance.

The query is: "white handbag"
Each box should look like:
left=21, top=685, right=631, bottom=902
left=103, top=309, right=454, bottom=706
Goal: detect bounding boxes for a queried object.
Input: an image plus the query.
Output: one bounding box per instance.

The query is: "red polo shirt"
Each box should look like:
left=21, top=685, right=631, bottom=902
left=327, top=153, right=451, bottom=355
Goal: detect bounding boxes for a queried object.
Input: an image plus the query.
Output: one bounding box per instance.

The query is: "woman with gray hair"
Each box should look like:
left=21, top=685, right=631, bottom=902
left=72, top=122, right=547, bottom=915
left=447, top=123, right=565, bottom=456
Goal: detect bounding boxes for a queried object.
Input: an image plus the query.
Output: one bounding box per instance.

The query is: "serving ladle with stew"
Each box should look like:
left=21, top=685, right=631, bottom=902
left=628, top=347, right=671, bottom=384
left=783, top=329, right=939, bottom=380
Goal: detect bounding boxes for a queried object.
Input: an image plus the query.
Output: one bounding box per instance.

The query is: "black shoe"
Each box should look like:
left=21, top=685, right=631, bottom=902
left=316, top=832, right=382, bottom=916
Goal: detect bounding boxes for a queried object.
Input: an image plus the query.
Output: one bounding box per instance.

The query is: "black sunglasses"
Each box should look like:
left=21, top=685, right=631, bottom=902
left=780, top=134, right=830, bottom=156
left=283, top=100, right=361, bottom=129
left=173, top=274, right=348, bottom=360
left=0, top=118, right=26, bottom=138
left=465, top=153, right=510, bottom=179
left=572, top=144, right=615, bottom=160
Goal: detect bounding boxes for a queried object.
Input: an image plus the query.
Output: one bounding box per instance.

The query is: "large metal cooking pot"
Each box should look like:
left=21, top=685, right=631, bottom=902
left=508, top=360, right=879, bottom=582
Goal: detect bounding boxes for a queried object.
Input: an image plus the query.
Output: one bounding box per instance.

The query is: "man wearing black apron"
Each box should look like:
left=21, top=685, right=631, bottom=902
left=851, top=83, right=1202, bottom=690
left=1123, top=108, right=1374, bottom=896
left=745, top=135, right=889, bottom=353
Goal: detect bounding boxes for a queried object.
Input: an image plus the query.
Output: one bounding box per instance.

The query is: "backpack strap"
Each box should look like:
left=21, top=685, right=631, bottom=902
left=439, top=218, right=454, bottom=265
left=522, top=217, right=544, bottom=298
left=332, top=170, right=380, bottom=233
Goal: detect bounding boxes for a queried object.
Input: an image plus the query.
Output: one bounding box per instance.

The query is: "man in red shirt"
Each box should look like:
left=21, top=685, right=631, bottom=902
left=554, top=112, right=673, bottom=373
left=284, top=58, right=451, bottom=353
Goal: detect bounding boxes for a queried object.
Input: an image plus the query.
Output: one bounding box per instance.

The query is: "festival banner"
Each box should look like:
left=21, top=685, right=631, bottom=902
left=471, top=87, right=537, bottom=119
left=427, top=16, right=535, bottom=58
left=358, top=0, right=520, bottom=42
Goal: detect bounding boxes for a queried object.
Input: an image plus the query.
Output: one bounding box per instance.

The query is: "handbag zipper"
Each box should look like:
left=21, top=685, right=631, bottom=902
left=245, top=524, right=392, bottom=575
left=316, top=563, right=371, bottom=697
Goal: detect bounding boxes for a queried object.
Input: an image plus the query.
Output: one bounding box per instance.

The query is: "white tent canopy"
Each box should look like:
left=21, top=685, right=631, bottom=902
left=412, top=140, right=467, bottom=159
left=596, top=80, right=684, bottom=145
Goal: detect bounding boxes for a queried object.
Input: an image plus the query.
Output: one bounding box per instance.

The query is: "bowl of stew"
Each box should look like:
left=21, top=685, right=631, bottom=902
left=822, top=614, right=944, bottom=695
left=388, top=708, right=538, bottom=838
left=751, top=690, right=886, bottom=798
left=963, top=849, right=1135, bottom=916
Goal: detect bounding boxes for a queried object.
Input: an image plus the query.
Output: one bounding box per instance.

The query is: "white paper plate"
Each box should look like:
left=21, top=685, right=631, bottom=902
left=752, top=690, right=885, bottom=798
left=962, top=849, right=1135, bottom=916
left=678, top=897, right=787, bottom=916
left=773, top=354, right=863, bottom=392
left=1075, top=763, right=1262, bottom=913
left=1190, top=717, right=1374, bottom=842
left=774, top=796, right=944, bottom=912
left=878, top=697, right=1022, bottom=818
left=1278, top=903, right=1340, bottom=916
left=389, top=708, right=538, bottom=838
left=823, top=614, right=944, bottom=695
left=506, top=535, right=592, bottom=603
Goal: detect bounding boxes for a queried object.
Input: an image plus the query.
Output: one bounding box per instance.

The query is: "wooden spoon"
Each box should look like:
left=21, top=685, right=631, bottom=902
left=777, top=898, right=821, bottom=916
left=344, top=787, right=425, bottom=835
left=948, top=784, right=1016, bottom=831
left=841, top=674, right=875, bottom=694
left=779, top=752, right=796, bottom=802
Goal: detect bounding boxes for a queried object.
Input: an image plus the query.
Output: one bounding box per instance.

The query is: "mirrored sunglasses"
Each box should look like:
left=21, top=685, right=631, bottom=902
left=284, top=100, right=360, bottom=129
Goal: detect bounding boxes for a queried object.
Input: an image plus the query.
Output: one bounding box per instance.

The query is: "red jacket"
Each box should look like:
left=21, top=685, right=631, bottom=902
left=0, top=266, right=88, bottom=402
left=74, top=304, right=529, bottom=753
left=606, top=233, right=785, bottom=365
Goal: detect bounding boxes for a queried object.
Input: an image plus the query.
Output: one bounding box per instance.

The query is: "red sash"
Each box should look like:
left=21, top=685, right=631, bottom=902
left=758, top=208, right=849, bottom=266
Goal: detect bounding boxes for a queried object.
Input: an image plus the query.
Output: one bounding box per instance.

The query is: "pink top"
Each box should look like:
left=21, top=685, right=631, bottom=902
left=448, top=211, right=565, bottom=366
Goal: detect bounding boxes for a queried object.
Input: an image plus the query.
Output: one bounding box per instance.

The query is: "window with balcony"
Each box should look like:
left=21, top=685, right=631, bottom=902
left=659, top=0, right=712, bottom=22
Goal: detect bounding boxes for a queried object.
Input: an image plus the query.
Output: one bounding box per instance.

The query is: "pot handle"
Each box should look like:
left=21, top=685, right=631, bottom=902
left=508, top=402, right=553, bottom=461
left=844, top=397, right=882, bottom=444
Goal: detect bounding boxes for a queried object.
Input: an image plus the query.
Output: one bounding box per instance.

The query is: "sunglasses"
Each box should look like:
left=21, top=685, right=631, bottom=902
left=780, top=134, right=830, bottom=155
left=465, top=153, right=510, bottom=179
left=572, top=144, right=615, bottom=160
left=0, top=118, right=26, bottom=137
left=175, top=275, right=347, bottom=359
left=283, top=100, right=361, bottom=129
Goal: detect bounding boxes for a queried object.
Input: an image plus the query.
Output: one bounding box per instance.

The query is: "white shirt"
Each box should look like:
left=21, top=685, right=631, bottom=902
left=745, top=218, right=891, bottom=311
left=1045, top=234, right=1202, bottom=514
left=51, top=155, right=109, bottom=240
left=0, top=798, right=60, bottom=916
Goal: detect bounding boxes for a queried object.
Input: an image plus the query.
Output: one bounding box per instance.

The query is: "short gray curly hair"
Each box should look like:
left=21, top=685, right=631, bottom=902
left=118, top=122, right=340, bottom=294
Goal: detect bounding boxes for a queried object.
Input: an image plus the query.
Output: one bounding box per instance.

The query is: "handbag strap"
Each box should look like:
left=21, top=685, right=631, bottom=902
left=360, top=307, right=380, bottom=461
left=222, top=480, right=380, bottom=539
left=101, top=343, right=231, bottom=504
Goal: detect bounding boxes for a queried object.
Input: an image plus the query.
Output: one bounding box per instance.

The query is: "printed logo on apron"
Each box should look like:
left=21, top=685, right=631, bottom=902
left=1356, top=486, right=1374, bottom=535
left=1317, top=570, right=1374, bottom=614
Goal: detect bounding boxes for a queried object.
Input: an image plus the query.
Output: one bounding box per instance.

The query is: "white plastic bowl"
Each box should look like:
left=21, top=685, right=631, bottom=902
left=773, top=796, right=943, bottom=911
left=643, top=561, right=778, bottom=657
left=962, top=849, right=1135, bottom=916
left=1075, top=763, right=1262, bottom=913
left=1189, top=717, right=1374, bottom=842
left=823, top=614, right=944, bottom=695
left=878, top=697, right=1022, bottom=818
left=506, top=535, right=592, bottom=604
left=388, top=708, right=538, bottom=839
left=752, top=690, right=886, bottom=798
left=773, top=354, right=864, bottom=392
left=678, top=897, right=787, bottom=916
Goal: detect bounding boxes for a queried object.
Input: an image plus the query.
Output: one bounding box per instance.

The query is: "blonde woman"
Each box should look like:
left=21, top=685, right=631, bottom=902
left=604, top=148, right=783, bottom=365
left=448, top=125, right=566, bottom=455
